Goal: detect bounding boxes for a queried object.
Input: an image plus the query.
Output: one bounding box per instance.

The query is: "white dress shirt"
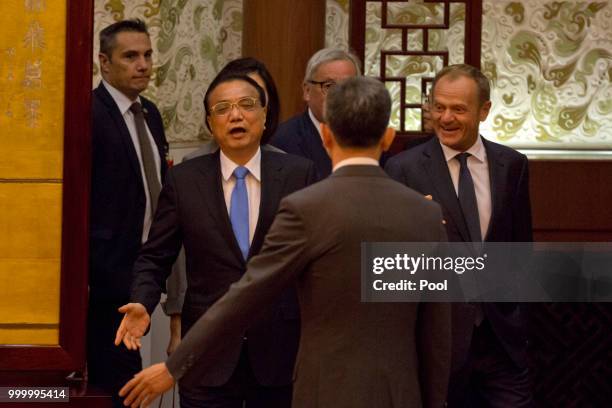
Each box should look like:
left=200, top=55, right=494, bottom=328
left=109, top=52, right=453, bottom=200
left=220, top=148, right=262, bottom=245
left=102, top=80, right=162, bottom=243
left=439, top=136, right=492, bottom=240
left=333, top=157, right=379, bottom=172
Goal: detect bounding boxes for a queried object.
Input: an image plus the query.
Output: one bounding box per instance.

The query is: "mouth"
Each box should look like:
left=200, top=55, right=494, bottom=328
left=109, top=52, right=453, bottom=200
left=229, top=127, right=247, bottom=136
left=438, top=125, right=461, bottom=135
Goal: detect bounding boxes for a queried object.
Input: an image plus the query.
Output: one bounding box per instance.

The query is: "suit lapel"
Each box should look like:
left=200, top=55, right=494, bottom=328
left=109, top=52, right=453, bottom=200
left=422, top=140, right=471, bottom=242
left=96, top=83, right=142, bottom=180
left=195, top=152, right=245, bottom=263
left=249, top=150, right=282, bottom=258
left=483, top=137, right=505, bottom=241
left=142, top=98, right=167, bottom=178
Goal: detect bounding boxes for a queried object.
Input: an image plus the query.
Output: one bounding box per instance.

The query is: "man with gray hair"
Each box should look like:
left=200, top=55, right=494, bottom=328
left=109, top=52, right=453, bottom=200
left=119, top=76, right=452, bottom=408
left=271, top=47, right=361, bottom=179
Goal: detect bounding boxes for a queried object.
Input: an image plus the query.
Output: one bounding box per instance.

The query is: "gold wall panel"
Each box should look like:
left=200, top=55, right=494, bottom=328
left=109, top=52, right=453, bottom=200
left=0, top=0, right=65, bottom=346
left=0, top=0, right=66, bottom=179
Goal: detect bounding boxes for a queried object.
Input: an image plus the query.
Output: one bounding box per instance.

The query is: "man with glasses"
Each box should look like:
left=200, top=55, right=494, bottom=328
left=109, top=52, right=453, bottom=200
left=271, top=48, right=361, bottom=179
left=115, top=72, right=316, bottom=407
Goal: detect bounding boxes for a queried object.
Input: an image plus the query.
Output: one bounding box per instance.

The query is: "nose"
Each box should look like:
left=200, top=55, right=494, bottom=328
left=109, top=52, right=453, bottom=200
left=440, top=109, right=454, bottom=123
left=136, top=55, right=150, bottom=71
left=228, top=104, right=244, bottom=120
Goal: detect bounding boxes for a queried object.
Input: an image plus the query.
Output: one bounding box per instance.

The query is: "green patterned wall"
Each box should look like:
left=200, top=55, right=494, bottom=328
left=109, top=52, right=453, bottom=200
left=93, top=0, right=243, bottom=144
left=325, top=0, right=612, bottom=151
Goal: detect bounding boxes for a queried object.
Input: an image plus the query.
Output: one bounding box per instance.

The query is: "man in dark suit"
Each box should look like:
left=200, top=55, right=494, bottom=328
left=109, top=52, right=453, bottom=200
left=270, top=48, right=361, bottom=179
left=385, top=64, right=533, bottom=407
left=115, top=72, right=316, bottom=407
left=119, top=76, right=451, bottom=408
left=88, top=19, right=167, bottom=407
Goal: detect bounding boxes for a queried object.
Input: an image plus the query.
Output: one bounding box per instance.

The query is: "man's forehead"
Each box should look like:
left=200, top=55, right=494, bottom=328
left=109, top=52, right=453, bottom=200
left=114, top=31, right=152, bottom=50
left=313, top=59, right=357, bottom=79
left=209, top=79, right=259, bottom=101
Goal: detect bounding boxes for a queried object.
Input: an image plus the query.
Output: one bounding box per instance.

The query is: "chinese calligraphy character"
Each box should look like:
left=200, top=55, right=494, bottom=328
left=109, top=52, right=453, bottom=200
left=25, top=0, right=46, bottom=12
left=24, top=98, right=41, bottom=128
left=23, top=21, right=46, bottom=52
left=23, top=60, right=42, bottom=88
left=5, top=48, right=16, bottom=81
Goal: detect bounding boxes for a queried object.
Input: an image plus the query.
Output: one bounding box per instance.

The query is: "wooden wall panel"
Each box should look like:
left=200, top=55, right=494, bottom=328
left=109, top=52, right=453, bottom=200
left=530, top=160, right=612, bottom=242
left=243, top=0, right=326, bottom=121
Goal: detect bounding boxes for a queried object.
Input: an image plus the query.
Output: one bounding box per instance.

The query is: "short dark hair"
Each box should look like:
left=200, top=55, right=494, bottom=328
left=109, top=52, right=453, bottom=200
left=325, top=77, right=391, bottom=148
left=432, top=64, right=490, bottom=106
left=99, top=19, right=149, bottom=57
left=218, top=58, right=279, bottom=144
left=203, top=74, right=267, bottom=132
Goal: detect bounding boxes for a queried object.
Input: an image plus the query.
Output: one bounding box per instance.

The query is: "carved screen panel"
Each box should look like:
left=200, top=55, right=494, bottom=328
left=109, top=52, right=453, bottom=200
left=358, top=0, right=477, bottom=144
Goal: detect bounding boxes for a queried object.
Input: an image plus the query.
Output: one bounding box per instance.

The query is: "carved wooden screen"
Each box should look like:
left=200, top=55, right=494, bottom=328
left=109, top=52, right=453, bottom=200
left=350, top=0, right=482, bottom=150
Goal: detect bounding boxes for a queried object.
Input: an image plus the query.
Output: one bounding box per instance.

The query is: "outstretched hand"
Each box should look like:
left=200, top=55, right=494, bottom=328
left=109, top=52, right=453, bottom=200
left=119, top=362, right=175, bottom=408
left=114, top=303, right=150, bottom=350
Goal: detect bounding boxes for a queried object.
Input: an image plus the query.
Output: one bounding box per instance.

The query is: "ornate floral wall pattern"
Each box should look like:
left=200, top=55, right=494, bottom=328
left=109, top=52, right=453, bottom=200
left=93, top=0, right=243, bottom=144
left=324, top=0, right=612, bottom=150
left=481, top=1, right=612, bottom=149
left=326, top=0, right=350, bottom=49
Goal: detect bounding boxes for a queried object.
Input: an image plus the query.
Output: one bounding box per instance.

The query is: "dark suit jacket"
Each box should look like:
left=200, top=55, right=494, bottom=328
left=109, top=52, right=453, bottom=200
left=166, top=165, right=452, bottom=408
left=385, top=137, right=532, bottom=369
left=89, top=82, right=167, bottom=305
left=130, top=149, right=316, bottom=387
left=271, top=110, right=332, bottom=180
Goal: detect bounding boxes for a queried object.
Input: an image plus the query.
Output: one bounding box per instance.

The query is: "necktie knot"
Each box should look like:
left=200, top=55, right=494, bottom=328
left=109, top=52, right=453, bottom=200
left=233, top=166, right=249, bottom=180
left=455, top=152, right=470, bottom=166
left=130, top=102, right=143, bottom=115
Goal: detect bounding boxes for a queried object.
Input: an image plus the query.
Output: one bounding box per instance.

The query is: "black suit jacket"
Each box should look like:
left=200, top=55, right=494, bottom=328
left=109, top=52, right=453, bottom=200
left=271, top=110, right=332, bottom=180
left=385, top=136, right=532, bottom=369
left=89, top=82, right=167, bottom=305
left=130, top=149, right=316, bottom=386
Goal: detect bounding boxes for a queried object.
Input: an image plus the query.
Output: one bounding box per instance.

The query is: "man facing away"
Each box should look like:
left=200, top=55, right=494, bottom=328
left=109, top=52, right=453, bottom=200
left=270, top=48, right=360, bottom=179
left=119, top=76, right=452, bottom=408
left=88, top=19, right=167, bottom=407
left=115, top=71, right=316, bottom=407
left=386, top=64, right=533, bottom=407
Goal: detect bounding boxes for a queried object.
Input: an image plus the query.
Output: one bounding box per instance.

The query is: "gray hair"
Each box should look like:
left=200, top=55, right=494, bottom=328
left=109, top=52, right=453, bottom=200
left=432, top=64, right=491, bottom=106
left=303, top=48, right=362, bottom=82
left=325, top=76, right=391, bottom=148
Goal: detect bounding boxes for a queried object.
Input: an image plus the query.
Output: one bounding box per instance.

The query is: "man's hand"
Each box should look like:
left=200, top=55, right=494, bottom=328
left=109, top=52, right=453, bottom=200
left=119, top=362, right=174, bottom=408
left=114, top=303, right=150, bottom=350
left=166, top=314, right=182, bottom=355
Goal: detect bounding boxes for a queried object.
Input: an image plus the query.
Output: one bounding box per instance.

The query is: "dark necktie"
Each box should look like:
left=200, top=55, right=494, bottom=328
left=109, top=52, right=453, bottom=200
left=230, top=166, right=250, bottom=260
left=456, top=152, right=485, bottom=326
left=130, top=102, right=161, bottom=214
left=456, top=152, right=481, bottom=242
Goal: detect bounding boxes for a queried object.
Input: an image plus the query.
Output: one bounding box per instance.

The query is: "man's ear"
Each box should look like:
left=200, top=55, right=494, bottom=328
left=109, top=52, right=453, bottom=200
left=302, top=82, right=310, bottom=103
left=380, top=127, right=396, bottom=151
left=99, top=53, right=110, bottom=74
left=321, top=123, right=335, bottom=152
left=479, top=100, right=492, bottom=122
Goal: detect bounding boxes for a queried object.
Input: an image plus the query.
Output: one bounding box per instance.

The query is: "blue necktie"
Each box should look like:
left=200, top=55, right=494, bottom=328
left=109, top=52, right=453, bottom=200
left=456, top=152, right=481, bottom=242
left=230, top=166, right=250, bottom=260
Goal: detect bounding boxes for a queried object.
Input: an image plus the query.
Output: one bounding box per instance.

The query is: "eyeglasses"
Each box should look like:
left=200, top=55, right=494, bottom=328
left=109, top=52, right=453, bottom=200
left=210, top=97, right=261, bottom=116
left=307, top=80, right=337, bottom=95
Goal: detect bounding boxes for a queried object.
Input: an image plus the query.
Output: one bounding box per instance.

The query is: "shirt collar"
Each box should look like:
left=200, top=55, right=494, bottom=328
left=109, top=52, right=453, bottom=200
left=307, top=108, right=323, bottom=139
left=439, top=135, right=486, bottom=164
left=333, top=157, right=379, bottom=172
left=220, top=147, right=262, bottom=182
left=102, top=79, right=141, bottom=116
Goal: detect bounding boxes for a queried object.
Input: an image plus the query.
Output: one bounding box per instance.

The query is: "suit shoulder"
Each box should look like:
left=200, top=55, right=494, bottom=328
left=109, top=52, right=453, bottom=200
left=483, top=137, right=527, bottom=163
left=265, top=150, right=312, bottom=169
left=385, top=140, right=430, bottom=171
left=271, top=113, right=309, bottom=143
